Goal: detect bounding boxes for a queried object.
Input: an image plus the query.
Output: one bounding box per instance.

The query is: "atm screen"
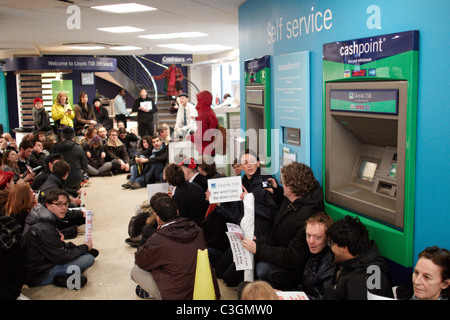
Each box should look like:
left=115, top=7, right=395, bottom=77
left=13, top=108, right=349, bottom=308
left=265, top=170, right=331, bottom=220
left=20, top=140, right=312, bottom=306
left=357, top=161, right=377, bottom=182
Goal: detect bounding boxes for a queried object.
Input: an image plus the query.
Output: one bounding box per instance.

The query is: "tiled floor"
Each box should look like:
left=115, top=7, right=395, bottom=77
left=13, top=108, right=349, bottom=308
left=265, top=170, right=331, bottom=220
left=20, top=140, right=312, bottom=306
left=21, top=173, right=238, bottom=300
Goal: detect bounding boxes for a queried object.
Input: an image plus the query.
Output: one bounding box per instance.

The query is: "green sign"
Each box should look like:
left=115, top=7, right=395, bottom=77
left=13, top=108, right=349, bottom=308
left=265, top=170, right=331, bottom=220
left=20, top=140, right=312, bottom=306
left=330, top=89, right=398, bottom=114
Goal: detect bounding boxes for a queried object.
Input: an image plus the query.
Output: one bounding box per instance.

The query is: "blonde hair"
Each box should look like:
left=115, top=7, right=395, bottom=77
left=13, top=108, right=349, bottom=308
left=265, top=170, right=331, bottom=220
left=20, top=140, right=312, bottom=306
left=241, top=281, right=279, bottom=300
left=56, top=91, right=68, bottom=104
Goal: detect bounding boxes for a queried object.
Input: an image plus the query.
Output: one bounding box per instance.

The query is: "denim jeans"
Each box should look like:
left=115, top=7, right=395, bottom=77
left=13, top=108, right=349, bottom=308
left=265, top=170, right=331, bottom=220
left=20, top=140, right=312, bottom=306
left=36, top=253, right=95, bottom=286
left=130, top=162, right=164, bottom=186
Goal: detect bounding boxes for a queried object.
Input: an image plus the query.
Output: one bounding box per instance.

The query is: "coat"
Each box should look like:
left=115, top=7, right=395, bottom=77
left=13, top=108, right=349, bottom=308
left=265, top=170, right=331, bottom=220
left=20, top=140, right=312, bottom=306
left=217, top=168, right=279, bottom=239
left=20, top=204, right=89, bottom=286
left=51, top=102, right=75, bottom=128
left=51, top=139, right=88, bottom=189
left=322, top=241, right=393, bottom=300
left=255, top=181, right=324, bottom=282
left=74, top=103, right=96, bottom=134
left=188, top=91, right=218, bottom=155
left=172, top=182, right=209, bottom=226
left=298, top=245, right=336, bottom=300
left=134, top=217, right=209, bottom=300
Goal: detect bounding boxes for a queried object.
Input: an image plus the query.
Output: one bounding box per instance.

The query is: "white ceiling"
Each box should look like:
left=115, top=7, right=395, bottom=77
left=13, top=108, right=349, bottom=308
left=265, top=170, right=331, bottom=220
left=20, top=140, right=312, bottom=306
left=0, top=0, right=245, bottom=58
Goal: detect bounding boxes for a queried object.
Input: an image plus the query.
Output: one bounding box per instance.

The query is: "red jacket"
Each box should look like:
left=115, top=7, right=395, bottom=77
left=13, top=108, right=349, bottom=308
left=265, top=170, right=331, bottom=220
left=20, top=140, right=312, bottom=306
left=188, top=90, right=218, bottom=155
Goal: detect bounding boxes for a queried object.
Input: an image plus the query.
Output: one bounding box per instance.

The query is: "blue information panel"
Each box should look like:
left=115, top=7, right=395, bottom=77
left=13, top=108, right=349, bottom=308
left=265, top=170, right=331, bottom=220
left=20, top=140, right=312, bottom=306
left=272, top=51, right=310, bottom=176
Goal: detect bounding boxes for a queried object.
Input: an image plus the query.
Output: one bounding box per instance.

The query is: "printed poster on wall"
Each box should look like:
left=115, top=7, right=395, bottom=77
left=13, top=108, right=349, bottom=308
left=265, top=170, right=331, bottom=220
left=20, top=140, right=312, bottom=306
left=273, top=51, right=310, bottom=172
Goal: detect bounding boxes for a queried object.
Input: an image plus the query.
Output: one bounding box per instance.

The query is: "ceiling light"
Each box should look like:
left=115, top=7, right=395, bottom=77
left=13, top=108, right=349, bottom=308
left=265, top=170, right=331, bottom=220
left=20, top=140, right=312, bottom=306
left=110, top=46, right=142, bottom=51
left=91, top=3, right=157, bottom=13
left=98, top=26, right=145, bottom=33
left=139, top=32, right=208, bottom=40
left=71, top=46, right=105, bottom=50
left=157, top=44, right=232, bottom=52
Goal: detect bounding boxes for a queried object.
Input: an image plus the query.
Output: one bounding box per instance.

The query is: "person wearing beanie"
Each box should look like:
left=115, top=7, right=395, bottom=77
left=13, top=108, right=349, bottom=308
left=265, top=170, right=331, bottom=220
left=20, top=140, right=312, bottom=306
left=32, top=97, right=51, bottom=133
left=93, top=98, right=112, bottom=131
left=187, top=90, right=218, bottom=156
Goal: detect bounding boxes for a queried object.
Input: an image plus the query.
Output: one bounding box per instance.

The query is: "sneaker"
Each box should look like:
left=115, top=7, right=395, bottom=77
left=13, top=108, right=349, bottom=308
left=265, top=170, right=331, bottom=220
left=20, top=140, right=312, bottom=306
left=130, top=182, right=144, bottom=189
left=125, top=237, right=141, bottom=248
left=17, top=293, right=31, bottom=300
left=135, top=285, right=152, bottom=299
left=88, top=248, right=99, bottom=258
left=53, top=275, right=88, bottom=289
left=121, top=180, right=133, bottom=189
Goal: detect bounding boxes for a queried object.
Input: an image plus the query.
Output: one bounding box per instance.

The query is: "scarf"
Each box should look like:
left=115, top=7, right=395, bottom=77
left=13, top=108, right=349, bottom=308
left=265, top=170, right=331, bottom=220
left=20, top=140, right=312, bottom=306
left=150, top=144, right=163, bottom=158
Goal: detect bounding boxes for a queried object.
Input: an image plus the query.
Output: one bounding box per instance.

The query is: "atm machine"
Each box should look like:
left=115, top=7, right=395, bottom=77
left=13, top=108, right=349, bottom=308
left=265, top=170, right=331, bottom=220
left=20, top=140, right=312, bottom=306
left=325, top=81, right=407, bottom=228
left=244, top=56, right=271, bottom=168
left=323, top=31, right=419, bottom=284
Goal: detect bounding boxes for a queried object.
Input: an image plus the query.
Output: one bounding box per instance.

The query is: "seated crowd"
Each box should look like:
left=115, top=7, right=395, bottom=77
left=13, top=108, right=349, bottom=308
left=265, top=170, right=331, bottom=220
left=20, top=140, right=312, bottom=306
left=1, top=97, right=448, bottom=301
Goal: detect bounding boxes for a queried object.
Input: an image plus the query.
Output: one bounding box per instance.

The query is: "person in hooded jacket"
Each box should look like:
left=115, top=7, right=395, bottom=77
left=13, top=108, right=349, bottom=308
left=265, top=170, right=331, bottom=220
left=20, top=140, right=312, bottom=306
left=242, top=161, right=325, bottom=291
left=322, top=215, right=393, bottom=300
left=51, top=127, right=88, bottom=189
left=21, top=189, right=97, bottom=289
left=187, top=90, right=218, bottom=156
left=131, top=196, right=220, bottom=300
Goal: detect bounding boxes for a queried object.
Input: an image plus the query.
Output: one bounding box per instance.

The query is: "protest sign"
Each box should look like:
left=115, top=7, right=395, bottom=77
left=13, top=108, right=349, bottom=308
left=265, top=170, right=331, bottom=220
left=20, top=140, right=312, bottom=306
left=208, top=176, right=242, bottom=204
left=84, top=210, right=93, bottom=242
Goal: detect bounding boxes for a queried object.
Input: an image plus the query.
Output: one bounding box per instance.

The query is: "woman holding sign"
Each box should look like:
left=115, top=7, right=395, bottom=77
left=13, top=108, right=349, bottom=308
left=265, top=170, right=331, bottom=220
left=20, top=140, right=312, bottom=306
left=214, top=149, right=279, bottom=287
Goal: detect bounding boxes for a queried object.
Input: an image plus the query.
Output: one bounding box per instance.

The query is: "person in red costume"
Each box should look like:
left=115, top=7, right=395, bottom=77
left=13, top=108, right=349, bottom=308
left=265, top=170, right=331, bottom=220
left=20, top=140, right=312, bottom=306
left=187, top=90, right=218, bottom=156
left=152, top=64, right=184, bottom=99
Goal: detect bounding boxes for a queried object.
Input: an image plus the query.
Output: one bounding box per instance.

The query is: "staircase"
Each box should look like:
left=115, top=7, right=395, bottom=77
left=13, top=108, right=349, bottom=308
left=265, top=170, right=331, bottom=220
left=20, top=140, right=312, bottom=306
left=104, top=55, right=200, bottom=130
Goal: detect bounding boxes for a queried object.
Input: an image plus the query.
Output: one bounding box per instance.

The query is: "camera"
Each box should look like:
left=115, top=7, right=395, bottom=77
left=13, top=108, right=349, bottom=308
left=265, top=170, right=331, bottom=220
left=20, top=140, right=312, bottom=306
left=261, top=180, right=272, bottom=188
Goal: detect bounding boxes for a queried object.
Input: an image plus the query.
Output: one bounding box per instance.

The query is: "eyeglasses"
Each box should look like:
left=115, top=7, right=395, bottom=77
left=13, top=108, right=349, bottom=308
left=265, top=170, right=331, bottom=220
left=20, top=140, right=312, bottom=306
left=52, top=202, right=69, bottom=208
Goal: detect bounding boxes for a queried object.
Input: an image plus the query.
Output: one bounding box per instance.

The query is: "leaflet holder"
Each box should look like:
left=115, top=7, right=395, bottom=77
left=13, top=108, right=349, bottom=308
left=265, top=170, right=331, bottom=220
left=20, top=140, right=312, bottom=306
left=325, top=81, right=407, bottom=228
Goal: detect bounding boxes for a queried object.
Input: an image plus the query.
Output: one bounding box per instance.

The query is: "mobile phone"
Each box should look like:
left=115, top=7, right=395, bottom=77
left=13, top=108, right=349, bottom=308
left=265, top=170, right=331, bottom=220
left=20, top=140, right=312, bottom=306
left=261, top=180, right=272, bottom=188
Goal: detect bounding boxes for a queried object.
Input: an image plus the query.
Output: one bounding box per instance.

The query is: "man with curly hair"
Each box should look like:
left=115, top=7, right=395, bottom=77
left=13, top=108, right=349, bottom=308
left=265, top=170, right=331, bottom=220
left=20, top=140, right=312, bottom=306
left=242, top=161, right=324, bottom=290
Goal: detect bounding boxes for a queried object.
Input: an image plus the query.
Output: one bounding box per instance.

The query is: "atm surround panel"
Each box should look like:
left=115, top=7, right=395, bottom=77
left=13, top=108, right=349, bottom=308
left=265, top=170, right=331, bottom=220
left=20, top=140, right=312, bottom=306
left=325, top=81, right=407, bottom=228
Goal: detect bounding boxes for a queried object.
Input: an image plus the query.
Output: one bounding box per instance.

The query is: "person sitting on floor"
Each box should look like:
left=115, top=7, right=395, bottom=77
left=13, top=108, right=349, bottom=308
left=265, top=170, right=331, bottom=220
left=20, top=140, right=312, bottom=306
left=163, top=163, right=209, bottom=226
left=83, top=135, right=113, bottom=177
left=104, top=128, right=130, bottom=175
left=21, top=189, right=98, bottom=289
left=131, top=196, right=220, bottom=300
left=241, top=161, right=325, bottom=291
left=179, top=157, right=208, bottom=192
left=322, top=215, right=393, bottom=300
left=122, top=135, right=168, bottom=190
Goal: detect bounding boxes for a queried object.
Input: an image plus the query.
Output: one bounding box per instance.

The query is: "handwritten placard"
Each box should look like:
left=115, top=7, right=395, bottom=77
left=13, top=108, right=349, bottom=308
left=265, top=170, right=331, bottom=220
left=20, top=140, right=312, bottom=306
left=84, top=210, right=93, bottom=242
left=208, top=176, right=242, bottom=204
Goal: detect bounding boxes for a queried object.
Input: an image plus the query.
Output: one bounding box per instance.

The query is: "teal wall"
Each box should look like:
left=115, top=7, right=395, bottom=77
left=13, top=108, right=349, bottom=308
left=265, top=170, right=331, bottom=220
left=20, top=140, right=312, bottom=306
left=239, top=0, right=450, bottom=263
left=0, top=70, right=9, bottom=133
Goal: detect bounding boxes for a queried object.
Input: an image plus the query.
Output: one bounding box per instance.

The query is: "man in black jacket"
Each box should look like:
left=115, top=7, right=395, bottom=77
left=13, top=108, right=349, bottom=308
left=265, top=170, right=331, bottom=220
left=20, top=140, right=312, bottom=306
left=322, top=215, right=393, bottom=300
left=132, top=89, right=157, bottom=137
left=51, top=127, right=88, bottom=189
left=21, top=189, right=97, bottom=288
left=242, top=162, right=324, bottom=290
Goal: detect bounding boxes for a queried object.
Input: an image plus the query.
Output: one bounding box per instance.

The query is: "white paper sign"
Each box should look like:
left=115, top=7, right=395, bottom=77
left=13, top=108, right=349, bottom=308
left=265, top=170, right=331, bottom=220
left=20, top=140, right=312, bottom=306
left=208, top=176, right=242, bottom=204
left=276, top=291, right=310, bottom=300
left=147, top=182, right=169, bottom=201
left=84, top=210, right=93, bottom=242
left=226, top=231, right=253, bottom=271
left=140, top=101, right=153, bottom=111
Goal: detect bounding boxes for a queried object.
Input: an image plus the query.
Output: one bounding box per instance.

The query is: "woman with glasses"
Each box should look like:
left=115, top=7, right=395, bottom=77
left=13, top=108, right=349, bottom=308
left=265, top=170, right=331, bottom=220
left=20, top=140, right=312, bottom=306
left=21, top=189, right=98, bottom=289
